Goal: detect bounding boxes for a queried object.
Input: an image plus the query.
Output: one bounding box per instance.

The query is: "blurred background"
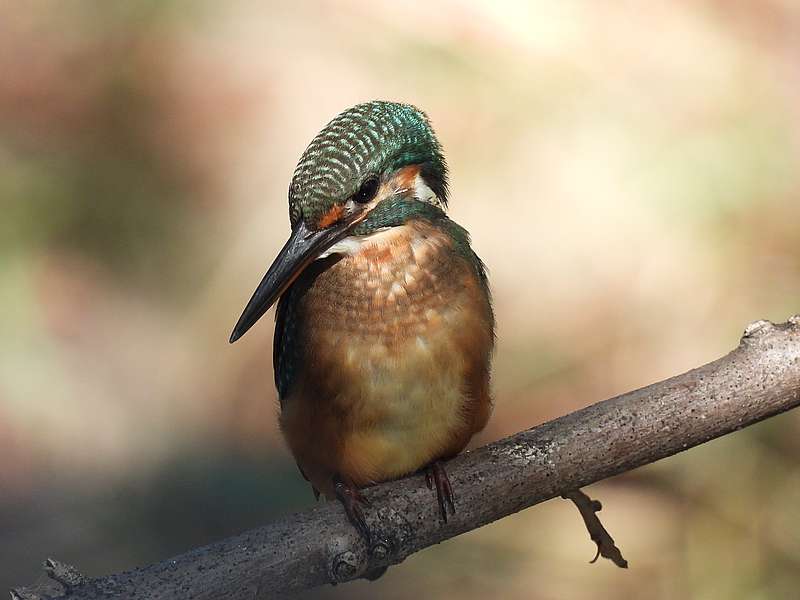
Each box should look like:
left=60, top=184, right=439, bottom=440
left=2, top=1, right=799, bottom=598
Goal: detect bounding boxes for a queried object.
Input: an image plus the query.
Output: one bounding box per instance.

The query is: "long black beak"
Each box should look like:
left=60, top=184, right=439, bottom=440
left=229, top=219, right=351, bottom=343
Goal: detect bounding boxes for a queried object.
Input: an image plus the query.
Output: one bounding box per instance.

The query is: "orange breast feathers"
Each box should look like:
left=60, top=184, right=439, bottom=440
left=278, top=219, right=494, bottom=497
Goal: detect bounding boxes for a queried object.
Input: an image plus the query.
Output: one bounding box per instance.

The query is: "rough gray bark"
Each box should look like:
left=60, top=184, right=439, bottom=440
left=12, top=316, right=800, bottom=600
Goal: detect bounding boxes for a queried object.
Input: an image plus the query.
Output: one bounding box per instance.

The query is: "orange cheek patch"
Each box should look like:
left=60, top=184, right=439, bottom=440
left=318, top=203, right=345, bottom=228
left=392, top=165, right=421, bottom=192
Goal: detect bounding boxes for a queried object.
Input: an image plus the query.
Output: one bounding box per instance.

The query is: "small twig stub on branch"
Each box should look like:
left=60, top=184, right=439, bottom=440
left=563, top=489, right=628, bottom=568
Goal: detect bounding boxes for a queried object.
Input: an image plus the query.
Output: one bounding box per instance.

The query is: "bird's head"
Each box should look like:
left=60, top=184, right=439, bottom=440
left=230, top=101, right=448, bottom=342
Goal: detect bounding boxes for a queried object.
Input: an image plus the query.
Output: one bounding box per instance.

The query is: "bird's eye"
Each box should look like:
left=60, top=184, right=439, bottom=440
left=353, top=175, right=379, bottom=204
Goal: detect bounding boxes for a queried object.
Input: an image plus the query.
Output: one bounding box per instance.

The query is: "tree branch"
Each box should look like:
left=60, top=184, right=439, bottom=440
left=13, top=316, right=800, bottom=599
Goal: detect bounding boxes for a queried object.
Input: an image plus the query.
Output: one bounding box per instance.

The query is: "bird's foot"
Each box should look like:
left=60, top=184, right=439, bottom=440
left=425, top=461, right=456, bottom=522
left=333, top=474, right=373, bottom=546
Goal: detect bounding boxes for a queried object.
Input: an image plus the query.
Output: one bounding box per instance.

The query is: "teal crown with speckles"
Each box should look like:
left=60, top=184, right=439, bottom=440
left=288, top=101, right=448, bottom=227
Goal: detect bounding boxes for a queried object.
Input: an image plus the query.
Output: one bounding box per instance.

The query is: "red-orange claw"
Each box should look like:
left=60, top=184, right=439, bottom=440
left=426, top=461, right=456, bottom=522
left=333, top=475, right=373, bottom=546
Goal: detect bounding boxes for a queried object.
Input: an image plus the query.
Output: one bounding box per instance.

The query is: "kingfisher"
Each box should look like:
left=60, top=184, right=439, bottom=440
left=230, top=101, right=494, bottom=545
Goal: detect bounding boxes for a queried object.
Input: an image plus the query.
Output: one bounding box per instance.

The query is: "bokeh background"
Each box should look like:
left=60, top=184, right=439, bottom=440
left=2, top=1, right=799, bottom=598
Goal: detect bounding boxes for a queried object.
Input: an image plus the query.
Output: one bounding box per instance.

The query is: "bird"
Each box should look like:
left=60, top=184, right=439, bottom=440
left=230, top=101, right=494, bottom=546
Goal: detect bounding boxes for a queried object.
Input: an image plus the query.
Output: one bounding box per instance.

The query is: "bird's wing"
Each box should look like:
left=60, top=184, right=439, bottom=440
left=272, top=291, right=296, bottom=407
